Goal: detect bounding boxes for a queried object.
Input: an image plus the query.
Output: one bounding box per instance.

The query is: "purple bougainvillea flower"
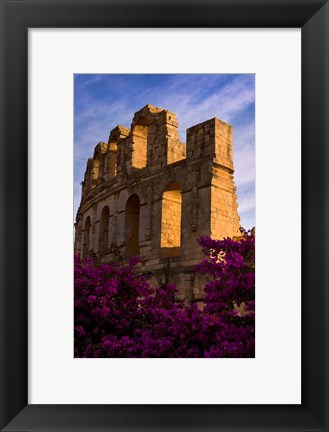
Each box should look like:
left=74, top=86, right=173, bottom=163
left=74, top=231, right=255, bottom=358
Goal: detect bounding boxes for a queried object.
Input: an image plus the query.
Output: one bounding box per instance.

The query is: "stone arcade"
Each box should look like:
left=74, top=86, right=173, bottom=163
left=75, top=105, right=241, bottom=303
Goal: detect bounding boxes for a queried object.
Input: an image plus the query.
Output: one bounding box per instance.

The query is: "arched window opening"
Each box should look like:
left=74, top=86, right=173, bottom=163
left=124, top=194, right=140, bottom=256
left=82, top=216, right=91, bottom=258
left=161, top=181, right=182, bottom=256
left=132, top=118, right=148, bottom=169
left=98, top=153, right=105, bottom=181
left=92, top=155, right=99, bottom=187
left=99, top=206, right=110, bottom=256
left=105, top=141, right=118, bottom=179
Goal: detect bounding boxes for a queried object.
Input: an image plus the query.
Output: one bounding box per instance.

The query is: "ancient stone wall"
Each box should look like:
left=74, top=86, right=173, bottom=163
left=75, top=104, right=241, bottom=303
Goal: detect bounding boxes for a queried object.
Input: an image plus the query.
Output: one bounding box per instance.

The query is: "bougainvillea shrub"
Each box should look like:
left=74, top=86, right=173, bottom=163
left=74, top=232, right=255, bottom=358
left=196, top=232, right=255, bottom=357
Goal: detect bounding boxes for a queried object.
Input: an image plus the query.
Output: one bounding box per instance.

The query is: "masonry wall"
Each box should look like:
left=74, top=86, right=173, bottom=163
left=75, top=105, right=241, bottom=303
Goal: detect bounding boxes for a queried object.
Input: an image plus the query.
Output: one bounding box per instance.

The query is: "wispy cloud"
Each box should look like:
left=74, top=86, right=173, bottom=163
left=234, top=123, right=255, bottom=189
left=236, top=186, right=255, bottom=230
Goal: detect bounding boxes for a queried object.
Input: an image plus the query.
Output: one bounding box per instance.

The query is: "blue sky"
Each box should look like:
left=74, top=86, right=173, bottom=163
left=74, top=74, right=255, bottom=229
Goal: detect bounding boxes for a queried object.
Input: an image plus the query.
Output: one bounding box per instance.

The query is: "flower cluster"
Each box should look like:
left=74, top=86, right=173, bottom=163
left=75, top=232, right=255, bottom=358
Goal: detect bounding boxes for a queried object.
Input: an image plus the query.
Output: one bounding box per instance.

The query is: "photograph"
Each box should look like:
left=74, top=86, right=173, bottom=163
left=73, top=73, right=255, bottom=358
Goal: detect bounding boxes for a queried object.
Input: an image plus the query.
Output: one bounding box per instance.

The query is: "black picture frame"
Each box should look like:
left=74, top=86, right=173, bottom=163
left=1, top=1, right=328, bottom=431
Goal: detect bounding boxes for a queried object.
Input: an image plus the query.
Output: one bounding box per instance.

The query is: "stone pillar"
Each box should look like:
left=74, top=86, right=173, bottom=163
left=146, top=183, right=153, bottom=241
left=108, top=126, right=129, bottom=181
left=90, top=203, right=98, bottom=255
left=190, top=170, right=199, bottom=232
left=186, top=117, right=240, bottom=239
left=110, top=195, right=118, bottom=249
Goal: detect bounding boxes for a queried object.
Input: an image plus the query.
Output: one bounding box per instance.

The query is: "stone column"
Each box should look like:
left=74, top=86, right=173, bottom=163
left=90, top=203, right=98, bottom=256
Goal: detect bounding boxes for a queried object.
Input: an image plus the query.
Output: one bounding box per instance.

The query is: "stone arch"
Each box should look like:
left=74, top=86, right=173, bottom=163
left=124, top=194, right=140, bottom=256
left=161, top=181, right=182, bottom=255
left=82, top=216, right=91, bottom=258
left=99, top=206, right=110, bottom=257
left=131, top=117, right=148, bottom=169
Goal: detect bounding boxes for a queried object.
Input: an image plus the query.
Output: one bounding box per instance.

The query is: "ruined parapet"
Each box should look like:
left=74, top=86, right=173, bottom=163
left=186, top=118, right=239, bottom=238
left=75, top=105, right=241, bottom=303
left=81, top=158, right=93, bottom=198
left=123, top=104, right=186, bottom=174
left=107, top=125, right=130, bottom=180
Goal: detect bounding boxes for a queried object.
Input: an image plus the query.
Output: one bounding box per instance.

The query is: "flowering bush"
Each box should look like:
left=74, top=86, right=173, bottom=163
left=74, top=232, right=255, bottom=358
left=196, top=232, right=255, bottom=357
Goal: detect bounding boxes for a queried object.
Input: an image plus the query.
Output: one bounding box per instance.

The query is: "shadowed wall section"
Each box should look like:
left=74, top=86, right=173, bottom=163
left=99, top=206, right=110, bottom=257
left=82, top=216, right=91, bottom=259
left=124, top=194, right=140, bottom=257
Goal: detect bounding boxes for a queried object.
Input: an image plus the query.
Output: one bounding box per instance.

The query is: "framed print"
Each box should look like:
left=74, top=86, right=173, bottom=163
left=0, top=1, right=328, bottom=431
left=29, top=30, right=299, bottom=404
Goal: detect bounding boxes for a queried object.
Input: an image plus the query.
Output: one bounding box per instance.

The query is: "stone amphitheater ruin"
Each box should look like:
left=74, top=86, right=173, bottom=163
left=74, top=104, right=241, bottom=303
